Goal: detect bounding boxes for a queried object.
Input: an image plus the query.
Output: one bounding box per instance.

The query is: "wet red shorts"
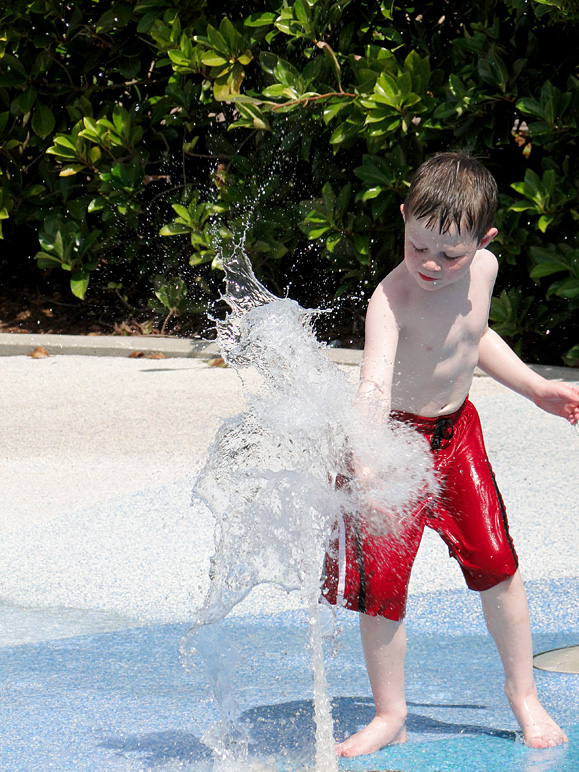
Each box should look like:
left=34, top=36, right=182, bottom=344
left=321, top=399, right=518, bottom=621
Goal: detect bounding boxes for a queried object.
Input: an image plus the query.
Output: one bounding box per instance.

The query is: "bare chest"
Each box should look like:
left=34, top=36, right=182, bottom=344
left=400, top=294, right=489, bottom=357
left=391, top=287, right=491, bottom=413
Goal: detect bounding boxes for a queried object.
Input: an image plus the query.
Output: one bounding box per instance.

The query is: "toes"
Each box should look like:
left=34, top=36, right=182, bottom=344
left=525, top=731, right=569, bottom=749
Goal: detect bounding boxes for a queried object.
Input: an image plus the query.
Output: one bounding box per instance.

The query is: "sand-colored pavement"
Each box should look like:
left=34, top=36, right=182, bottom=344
left=0, top=354, right=244, bottom=532
left=1, top=347, right=577, bottom=596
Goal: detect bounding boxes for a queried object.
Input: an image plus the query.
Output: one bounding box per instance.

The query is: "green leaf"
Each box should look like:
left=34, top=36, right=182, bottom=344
left=448, top=73, right=467, bottom=98
left=219, top=17, right=240, bottom=52
left=171, top=203, right=192, bottom=221
left=160, top=222, right=191, bottom=236
left=169, top=49, right=197, bottom=71
left=230, top=102, right=271, bottom=131
left=322, top=100, right=348, bottom=124
left=154, top=275, right=188, bottom=311
left=237, top=50, right=253, bottom=66
left=538, top=214, right=553, bottom=232
left=11, top=86, right=38, bottom=116
left=25, top=185, right=46, bottom=198
left=189, top=251, right=214, bottom=267
left=478, top=48, right=509, bottom=91
left=245, top=12, right=277, bottom=27
left=71, top=269, right=90, bottom=299
left=562, top=344, right=579, bottom=367
left=52, top=134, right=76, bottom=153
left=35, top=251, right=62, bottom=268
left=294, top=0, right=309, bottom=24
left=59, top=165, right=86, bottom=177
left=205, top=24, right=228, bottom=55
left=202, top=51, right=229, bottom=67
left=273, top=58, right=301, bottom=89
left=301, top=206, right=333, bottom=238
left=404, top=50, right=430, bottom=95
left=31, top=103, right=55, bottom=139
left=335, top=184, right=351, bottom=219
left=112, top=105, right=130, bottom=137
left=374, top=71, right=399, bottom=104
left=213, top=61, right=246, bottom=99
left=322, top=182, right=336, bottom=214
left=51, top=230, right=65, bottom=259
left=516, top=97, right=544, bottom=119
left=89, top=146, right=101, bottom=165
left=262, top=83, right=298, bottom=99
left=81, top=117, right=100, bottom=138
left=329, top=119, right=362, bottom=146
left=88, top=197, right=106, bottom=213
left=548, top=278, right=579, bottom=299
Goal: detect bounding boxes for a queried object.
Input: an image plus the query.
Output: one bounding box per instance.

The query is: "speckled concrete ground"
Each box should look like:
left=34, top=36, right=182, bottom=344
left=0, top=352, right=577, bottom=771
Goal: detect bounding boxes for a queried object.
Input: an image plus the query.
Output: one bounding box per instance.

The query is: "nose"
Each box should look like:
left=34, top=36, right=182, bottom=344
left=422, top=257, right=441, bottom=272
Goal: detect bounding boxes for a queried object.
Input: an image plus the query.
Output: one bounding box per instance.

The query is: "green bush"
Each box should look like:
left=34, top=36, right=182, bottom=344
left=1, top=0, right=578, bottom=363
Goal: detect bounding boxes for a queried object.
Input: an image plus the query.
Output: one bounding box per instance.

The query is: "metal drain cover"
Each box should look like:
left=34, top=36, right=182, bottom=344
left=533, top=645, right=579, bottom=673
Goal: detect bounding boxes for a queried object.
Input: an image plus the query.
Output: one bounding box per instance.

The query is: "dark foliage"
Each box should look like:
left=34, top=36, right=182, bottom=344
left=1, top=0, right=578, bottom=362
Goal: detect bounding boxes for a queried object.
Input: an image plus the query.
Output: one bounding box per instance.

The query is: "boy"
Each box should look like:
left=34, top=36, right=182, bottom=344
left=322, top=152, right=579, bottom=756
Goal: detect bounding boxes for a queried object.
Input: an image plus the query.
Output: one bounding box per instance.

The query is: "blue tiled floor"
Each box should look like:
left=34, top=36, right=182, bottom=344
left=0, top=579, right=577, bottom=771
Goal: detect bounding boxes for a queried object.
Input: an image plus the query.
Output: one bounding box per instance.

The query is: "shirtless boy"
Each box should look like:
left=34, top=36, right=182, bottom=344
left=322, top=152, right=579, bottom=756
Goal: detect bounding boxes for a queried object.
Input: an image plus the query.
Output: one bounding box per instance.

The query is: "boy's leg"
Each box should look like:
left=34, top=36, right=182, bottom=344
left=336, top=614, right=407, bottom=758
left=480, top=570, right=568, bottom=748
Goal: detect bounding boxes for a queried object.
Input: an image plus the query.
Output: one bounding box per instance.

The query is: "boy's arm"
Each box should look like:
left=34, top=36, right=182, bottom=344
left=353, top=281, right=401, bottom=517
left=358, top=281, right=400, bottom=417
left=478, top=326, right=579, bottom=424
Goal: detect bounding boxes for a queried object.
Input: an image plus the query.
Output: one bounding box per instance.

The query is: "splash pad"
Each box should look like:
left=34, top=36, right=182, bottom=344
left=0, top=255, right=578, bottom=771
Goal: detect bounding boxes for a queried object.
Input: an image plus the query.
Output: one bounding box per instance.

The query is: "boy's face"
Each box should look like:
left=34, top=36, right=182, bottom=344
left=401, top=210, right=497, bottom=291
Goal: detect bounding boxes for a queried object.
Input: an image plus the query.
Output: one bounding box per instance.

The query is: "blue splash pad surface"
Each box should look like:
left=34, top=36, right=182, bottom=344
left=1, top=579, right=577, bottom=772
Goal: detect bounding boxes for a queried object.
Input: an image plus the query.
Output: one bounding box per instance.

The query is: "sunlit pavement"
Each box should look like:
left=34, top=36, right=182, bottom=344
left=0, top=350, right=577, bottom=771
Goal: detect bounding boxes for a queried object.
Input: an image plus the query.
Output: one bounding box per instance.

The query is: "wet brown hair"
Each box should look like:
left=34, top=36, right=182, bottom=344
left=403, top=152, right=497, bottom=243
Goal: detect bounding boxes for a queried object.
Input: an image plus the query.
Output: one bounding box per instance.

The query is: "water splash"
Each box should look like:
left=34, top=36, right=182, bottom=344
left=186, top=247, right=437, bottom=771
left=182, top=625, right=249, bottom=766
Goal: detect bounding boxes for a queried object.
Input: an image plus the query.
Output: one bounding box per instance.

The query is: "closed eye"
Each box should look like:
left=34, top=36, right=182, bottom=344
left=443, top=253, right=465, bottom=261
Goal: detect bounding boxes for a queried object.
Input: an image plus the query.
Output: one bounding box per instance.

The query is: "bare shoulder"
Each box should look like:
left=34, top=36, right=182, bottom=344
left=363, top=267, right=405, bottom=372
left=367, top=264, right=409, bottom=317
left=364, top=266, right=409, bottom=343
left=473, top=247, right=499, bottom=284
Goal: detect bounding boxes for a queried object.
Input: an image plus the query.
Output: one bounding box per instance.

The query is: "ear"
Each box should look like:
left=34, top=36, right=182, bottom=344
left=400, top=203, right=405, bottom=221
left=479, top=227, right=498, bottom=249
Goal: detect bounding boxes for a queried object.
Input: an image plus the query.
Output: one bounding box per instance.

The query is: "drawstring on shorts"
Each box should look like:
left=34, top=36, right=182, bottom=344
left=431, top=416, right=454, bottom=453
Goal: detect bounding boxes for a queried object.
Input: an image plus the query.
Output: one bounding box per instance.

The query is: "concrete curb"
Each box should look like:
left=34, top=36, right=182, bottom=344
left=0, top=332, right=220, bottom=360
left=0, top=331, right=362, bottom=366
left=0, top=332, right=577, bottom=380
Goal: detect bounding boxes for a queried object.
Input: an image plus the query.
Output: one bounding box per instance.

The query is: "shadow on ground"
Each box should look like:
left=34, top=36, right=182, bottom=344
left=98, top=695, right=515, bottom=769
left=100, top=729, right=213, bottom=768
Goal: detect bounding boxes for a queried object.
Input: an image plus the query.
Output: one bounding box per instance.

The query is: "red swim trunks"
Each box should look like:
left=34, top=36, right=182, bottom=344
left=321, top=399, right=518, bottom=621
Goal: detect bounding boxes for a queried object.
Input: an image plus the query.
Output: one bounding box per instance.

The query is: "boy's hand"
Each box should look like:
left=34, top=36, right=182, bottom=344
left=534, top=381, right=579, bottom=424
left=353, top=460, right=405, bottom=535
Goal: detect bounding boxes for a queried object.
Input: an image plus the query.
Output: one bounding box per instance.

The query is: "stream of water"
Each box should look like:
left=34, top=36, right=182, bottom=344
left=186, top=247, right=436, bottom=771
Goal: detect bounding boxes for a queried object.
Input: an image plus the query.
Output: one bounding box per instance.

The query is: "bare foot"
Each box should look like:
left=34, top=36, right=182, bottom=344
left=508, top=692, right=568, bottom=748
left=336, top=714, right=407, bottom=758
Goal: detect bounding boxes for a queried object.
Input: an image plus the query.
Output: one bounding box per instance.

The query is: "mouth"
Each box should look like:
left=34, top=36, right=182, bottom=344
left=418, top=272, right=438, bottom=282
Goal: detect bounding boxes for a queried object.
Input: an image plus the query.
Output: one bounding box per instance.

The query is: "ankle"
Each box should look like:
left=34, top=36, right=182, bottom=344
left=375, top=705, right=407, bottom=725
left=504, top=681, right=538, bottom=707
